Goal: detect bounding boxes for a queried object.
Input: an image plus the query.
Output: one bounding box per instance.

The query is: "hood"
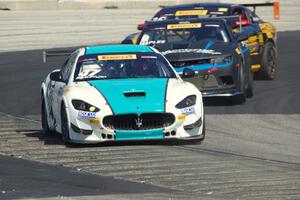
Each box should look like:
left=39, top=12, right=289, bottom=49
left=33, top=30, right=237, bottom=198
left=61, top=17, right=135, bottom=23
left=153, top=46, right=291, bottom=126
left=88, top=78, right=168, bottom=115
left=158, top=39, right=227, bottom=62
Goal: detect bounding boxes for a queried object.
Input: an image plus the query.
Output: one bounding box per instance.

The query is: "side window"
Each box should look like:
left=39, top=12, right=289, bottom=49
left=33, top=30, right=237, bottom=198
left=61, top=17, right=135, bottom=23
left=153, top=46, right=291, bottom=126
left=61, top=53, right=77, bottom=83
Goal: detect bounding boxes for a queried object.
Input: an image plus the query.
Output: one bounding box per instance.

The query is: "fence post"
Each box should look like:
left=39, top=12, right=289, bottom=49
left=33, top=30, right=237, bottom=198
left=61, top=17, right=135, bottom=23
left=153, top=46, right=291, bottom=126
left=273, top=1, right=280, bottom=20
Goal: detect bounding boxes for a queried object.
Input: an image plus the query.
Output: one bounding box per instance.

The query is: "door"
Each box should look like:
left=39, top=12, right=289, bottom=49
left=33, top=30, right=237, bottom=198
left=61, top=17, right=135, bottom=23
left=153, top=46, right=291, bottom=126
left=52, top=52, right=78, bottom=131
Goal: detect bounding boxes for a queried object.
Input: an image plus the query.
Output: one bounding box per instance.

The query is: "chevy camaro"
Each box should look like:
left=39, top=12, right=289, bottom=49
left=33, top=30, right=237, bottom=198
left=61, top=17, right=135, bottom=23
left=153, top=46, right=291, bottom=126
left=136, top=18, right=253, bottom=103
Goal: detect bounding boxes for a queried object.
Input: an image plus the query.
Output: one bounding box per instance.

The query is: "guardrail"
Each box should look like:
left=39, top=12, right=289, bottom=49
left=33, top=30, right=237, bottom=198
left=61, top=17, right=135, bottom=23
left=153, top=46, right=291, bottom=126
left=42, top=50, right=72, bottom=63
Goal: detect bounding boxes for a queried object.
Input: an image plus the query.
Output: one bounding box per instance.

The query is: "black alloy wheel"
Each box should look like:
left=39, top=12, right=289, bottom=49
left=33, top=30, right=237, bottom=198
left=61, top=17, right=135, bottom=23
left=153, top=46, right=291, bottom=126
left=61, top=104, right=71, bottom=144
left=41, top=98, right=52, bottom=135
left=255, top=42, right=277, bottom=80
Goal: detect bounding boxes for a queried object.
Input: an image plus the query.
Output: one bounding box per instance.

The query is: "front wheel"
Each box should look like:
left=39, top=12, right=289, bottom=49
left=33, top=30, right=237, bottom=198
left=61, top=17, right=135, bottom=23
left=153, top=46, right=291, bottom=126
left=61, top=104, right=71, bottom=144
left=231, top=64, right=246, bottom=104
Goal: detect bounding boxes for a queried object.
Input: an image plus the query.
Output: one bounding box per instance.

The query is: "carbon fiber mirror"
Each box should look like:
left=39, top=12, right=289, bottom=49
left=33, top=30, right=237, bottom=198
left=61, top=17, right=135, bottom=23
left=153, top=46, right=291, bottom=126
left=50, top=71, right=62, bottom=82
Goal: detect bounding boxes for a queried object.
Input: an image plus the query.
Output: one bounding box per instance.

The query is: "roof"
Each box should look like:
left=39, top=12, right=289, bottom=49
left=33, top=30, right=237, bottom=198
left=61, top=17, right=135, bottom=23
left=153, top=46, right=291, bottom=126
left=85, top=45, right=153, bottom=55
left=160, top=2, right=233, bottom=11
left=145, top=17, right=227, bottom=27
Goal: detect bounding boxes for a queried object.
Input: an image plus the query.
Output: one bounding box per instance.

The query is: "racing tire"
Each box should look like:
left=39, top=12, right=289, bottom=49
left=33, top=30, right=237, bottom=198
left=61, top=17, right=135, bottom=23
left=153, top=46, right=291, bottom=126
left=231, top=64, right=246, bottom=104
left=61, top=104, right=71, bottom=144
left=255, top=42, right=277, bottom=80
left=246, top=66, right=254, bottom=98
left=41, top=98, right=52, bottom=135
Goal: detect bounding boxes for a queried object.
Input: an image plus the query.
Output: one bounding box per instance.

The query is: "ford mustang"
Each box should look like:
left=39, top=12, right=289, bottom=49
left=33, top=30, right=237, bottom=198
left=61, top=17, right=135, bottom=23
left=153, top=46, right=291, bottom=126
left=41, top=45, right=205, bottom=144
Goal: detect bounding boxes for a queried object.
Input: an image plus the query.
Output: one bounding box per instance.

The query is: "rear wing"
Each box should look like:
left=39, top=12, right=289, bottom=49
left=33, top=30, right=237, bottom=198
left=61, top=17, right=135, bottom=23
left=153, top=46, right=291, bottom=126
left=242, top=2, right=279, bottom=19
left=42, top=50, right=73, bottom=63
left=242, top=3, right=274, bottom=13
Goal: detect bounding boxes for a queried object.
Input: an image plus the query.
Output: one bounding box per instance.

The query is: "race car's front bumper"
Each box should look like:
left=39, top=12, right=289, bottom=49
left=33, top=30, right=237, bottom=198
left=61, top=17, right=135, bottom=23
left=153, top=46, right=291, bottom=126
left=66, top=108, right=204, bottom=144
left=178, top=65, right=241, bottom=97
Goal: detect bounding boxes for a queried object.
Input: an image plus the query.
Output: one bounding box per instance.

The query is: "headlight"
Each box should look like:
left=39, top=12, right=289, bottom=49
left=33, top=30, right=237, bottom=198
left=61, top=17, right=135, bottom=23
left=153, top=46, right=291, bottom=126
left=210, top=56, right=232, bottom=65
left=71, top=100, right=100, bottom=112
left=175, top=95, right=197, bottom=109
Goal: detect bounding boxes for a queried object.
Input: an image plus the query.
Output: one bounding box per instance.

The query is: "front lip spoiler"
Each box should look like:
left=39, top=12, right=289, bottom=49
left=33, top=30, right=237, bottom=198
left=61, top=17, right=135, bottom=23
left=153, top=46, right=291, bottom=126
left=202, top=91, right=241, bottom=97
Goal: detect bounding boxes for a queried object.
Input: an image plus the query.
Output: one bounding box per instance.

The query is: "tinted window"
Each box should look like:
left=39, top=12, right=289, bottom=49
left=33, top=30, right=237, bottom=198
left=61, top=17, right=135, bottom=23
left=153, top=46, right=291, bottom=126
left=139, top=23, right=229, bottom=46
left=74, top=52, right=176, bottom=81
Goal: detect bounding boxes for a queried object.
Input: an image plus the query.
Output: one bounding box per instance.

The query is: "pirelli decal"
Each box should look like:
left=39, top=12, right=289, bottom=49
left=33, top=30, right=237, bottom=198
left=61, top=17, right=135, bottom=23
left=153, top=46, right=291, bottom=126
left=167, top=23, right=201, bottom=30
left=98, top=54, right=137, bottom=60
left=218, top=8, right=228, bottom=12
left=175, top=10, right=208, bottom=16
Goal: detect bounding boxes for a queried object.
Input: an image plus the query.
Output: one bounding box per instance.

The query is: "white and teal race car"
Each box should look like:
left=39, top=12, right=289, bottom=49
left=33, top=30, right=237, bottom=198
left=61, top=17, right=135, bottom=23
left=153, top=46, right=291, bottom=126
left=41, top=45, right=205, bottom=144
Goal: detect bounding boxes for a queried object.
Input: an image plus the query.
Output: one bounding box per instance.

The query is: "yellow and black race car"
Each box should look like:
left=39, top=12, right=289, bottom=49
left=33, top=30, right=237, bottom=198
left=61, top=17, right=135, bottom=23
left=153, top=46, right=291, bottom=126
left=122, top=2, right=277, bottom=80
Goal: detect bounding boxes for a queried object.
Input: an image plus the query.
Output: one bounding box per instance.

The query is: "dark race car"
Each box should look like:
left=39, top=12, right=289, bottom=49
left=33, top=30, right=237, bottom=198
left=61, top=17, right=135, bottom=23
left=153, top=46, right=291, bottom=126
left=123, top=2, right=277, bottom=80
left=136, top=18, right=253, bottom=104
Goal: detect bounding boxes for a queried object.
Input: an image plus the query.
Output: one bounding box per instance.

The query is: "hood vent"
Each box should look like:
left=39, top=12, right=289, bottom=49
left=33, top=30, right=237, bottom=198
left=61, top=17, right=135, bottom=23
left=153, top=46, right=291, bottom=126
left=124, top=91, right=146, bottom=97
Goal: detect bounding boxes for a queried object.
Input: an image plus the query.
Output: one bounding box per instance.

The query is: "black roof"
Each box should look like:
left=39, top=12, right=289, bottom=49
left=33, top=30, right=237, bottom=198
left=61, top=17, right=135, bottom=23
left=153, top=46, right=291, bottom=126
left=145, top=17, right=232, bottom=27
left=162, top=2, right=234, bottom=10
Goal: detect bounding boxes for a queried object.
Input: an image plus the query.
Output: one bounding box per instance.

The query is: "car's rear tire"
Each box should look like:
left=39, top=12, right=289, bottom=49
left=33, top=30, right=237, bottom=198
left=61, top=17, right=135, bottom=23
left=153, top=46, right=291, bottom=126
left=61, top=104, right=71, bottom=144
left=246, top=67, right=254, bottom=98
left=41, top=98, right=52, bottom=135
left=255, top=41, right=277, bottom=80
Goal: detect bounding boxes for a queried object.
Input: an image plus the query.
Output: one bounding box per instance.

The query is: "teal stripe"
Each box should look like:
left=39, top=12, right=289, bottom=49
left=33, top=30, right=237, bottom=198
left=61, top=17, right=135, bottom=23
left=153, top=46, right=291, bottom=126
left=115, top=129, right=164, bottom=141
left=89, top=78, right=168, bottom=115
left=85, top=45, right=152, bottom=55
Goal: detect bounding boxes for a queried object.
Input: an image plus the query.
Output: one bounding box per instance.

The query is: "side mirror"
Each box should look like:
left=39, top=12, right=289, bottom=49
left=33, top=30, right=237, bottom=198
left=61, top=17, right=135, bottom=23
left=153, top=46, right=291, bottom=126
left=137, top=23, right=145, bottom=30
left=252, top=17, right=260, bottom=23
left=50, top=71, right=62, bottom=82
left=182, top=68, right=195, bottom=78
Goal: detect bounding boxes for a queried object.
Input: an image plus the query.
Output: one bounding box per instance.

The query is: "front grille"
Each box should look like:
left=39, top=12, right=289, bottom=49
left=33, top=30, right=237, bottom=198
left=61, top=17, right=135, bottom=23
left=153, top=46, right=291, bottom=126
left=103, top=113, right=175, bottom=130
left=171, top=59, right=211, bottom=68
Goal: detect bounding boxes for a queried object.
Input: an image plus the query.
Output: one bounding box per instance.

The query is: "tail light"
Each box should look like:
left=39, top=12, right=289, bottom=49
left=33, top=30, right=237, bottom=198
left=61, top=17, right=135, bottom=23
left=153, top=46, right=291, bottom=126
left=137, top=23, right=145, bottom=30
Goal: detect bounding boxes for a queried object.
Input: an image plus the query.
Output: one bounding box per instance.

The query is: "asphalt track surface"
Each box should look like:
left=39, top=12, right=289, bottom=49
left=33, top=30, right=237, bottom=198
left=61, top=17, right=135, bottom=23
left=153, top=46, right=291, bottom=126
left=0, top=31, right=299, bottom=200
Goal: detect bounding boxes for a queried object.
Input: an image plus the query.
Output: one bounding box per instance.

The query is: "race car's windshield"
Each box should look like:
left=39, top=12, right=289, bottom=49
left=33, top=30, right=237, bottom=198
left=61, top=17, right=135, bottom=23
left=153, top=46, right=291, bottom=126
left=74, top=52, right=176, bottom=81
left=152, top=7, right=230, bottom=21
left=139, top=23, right=229, bottom=48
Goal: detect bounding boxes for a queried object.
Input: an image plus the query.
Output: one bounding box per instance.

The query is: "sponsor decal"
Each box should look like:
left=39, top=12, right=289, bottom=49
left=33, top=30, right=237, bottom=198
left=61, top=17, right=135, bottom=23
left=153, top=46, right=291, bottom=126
left=63, top=87, right=71, bottom=93
left=205, top=24, right=220, bottom=27
left=209, top=11, right=224, bottom=15
left=181, top=106, right=195, bottom=114
left=78, top=111, right=96, bottom=118
left=175, top=10, right=208, bottom=16
left=167, top=23, right=201, bottom=30
left=177, top=114, right=186, bottom=120
left=218, top=8, right=228, bottom=12
left=235, top=48, right=241, bottom=55
left=89, top=119, right=100, bottom=125
left=161, top=48, right=222, bottom=55
left=98, top=54, right=137, bottom=60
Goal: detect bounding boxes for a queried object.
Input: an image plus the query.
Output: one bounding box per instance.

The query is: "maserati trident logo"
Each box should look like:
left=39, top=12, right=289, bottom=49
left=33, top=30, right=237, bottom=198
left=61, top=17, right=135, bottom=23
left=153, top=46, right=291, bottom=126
left=135, top=116, right=143, bottom=129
